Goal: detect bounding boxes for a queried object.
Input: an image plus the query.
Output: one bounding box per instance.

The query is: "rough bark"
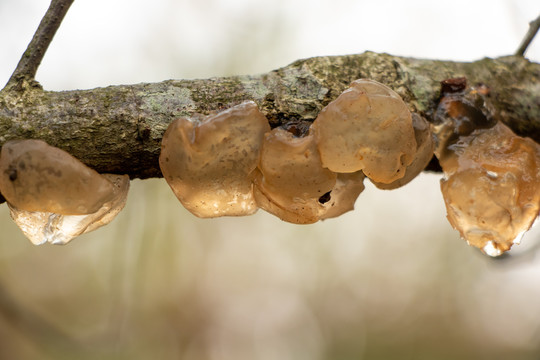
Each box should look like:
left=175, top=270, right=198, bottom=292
left=0, top=51, right=538, bottom=179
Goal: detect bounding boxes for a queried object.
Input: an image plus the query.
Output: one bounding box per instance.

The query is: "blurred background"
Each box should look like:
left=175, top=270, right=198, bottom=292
left=1, top=0, right=540, bottom=359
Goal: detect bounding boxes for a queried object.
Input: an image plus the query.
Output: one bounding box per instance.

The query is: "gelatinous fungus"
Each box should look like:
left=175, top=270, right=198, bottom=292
left=311, top=79, right=417, bottom=184
left=373, top=113, right=434, bottom=190
left=0, top=139, right=116, bottom=215
left=318, top=172, right=366, bottom=220
left=434, top=82, right=497, bottom=161
left=437, top=122, right=540, bottom=256
left=254, top=128, right=336, bottom=223
left=254, top=128, right=365, bottom=224
left=159, top=101, right=270, bottom=218
left=8, top=174, right=129, bottom=245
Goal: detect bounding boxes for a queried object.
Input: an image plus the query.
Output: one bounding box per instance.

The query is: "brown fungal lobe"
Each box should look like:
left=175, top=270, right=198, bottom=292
left=254, top=128, right=365, bottom=224
left=159, top=101, right=270, bottom=218
left=9, top=174, right=130, bottom=245
left=434, top=82, right=540, bottom=256
left=0, top=139, right=116, bottom=215
left=253, top=128, right=336, bottom=224
left=311, top=79, right=417, bottom=184
left=373, top=113, right=434, bottom=190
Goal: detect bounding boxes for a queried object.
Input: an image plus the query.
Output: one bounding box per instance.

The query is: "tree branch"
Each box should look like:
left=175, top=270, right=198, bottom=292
left=516, top=14, right=540, bottom=56
left=0, top=52, right=538, bottom=179
left=5, top=0, right=74, bottom=89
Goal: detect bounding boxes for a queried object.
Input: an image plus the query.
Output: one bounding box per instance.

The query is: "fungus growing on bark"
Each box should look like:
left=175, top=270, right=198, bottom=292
left=0, top=139, right=116, bottom=215
left=311, top=79, right=417, bottom=184
left=8, top=174, right=129, bottom=245
left=0, top=140, right=129, bottom=245
left=436, top=121, right=540, bottom=256
left=433, top=80, right=540, bottom=256
left=253, top=128, right=365, bottom=224
left=373, top=113, right=434, bottom=190
left=159, top=101, right=270, bottom=218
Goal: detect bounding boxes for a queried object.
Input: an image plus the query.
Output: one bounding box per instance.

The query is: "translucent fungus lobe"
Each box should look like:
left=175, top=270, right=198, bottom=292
left=439, top=122, right=540, bottom=256
left=254, top=128, right=336, bottom=224
left=159, top=101, right=270, bottom=218
left=254, top=128, right=365, bottom=224
left=311, top=79, right=417, bottom=184
left=0, top=139, right=115, bottom=215
left=9, top=174, right=129, bottom=245
left=373, top=113, right=434, bottom=190
left=0, top=140, right=129, bottom=245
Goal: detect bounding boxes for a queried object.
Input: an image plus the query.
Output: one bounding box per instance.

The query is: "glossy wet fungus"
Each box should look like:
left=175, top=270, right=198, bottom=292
left=434, top=83, right=540, bottom=256
left=0, top=139, right=115, bottom=215
left=311, top=79, right=417, bottom=184
left=159, top=101, right=270, bottom=218
left=253, top=128, right=367, bottom=224
left=2, top=77, right=535, bottom=255
left=1, top=77, right=523, bottom=256
left=373, top=113, right=434, bottom=190
left=0, top=140, right=129, bottom=245
left=159, top=80, right=430, bottom=225
left=9, top=174, right=129, bottom=245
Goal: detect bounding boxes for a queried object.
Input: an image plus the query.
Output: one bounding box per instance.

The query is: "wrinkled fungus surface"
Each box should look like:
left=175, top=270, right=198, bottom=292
left=254, top=129, right=365, bottom=224
left=254, top=129, right=336, bottom=224
left=159, top=101, right=270, bottom=218
left=0, top=140, right=115, bottom=215
left=9, top=174, right=129, bottom=245
left=374, top=113, right=434, bottom=190
left=438, top=122, right=540, bottom=256
left=311, top=79, right=416, bottom=183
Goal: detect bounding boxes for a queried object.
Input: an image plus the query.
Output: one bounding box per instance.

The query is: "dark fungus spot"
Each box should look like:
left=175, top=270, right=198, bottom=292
left=318, top=191, right=331, bottom=204
left=280, top=121, right=312, bottom=138
left=8, top=168, right=17, bottom=181
left=441, top=77, right=467, bottom=94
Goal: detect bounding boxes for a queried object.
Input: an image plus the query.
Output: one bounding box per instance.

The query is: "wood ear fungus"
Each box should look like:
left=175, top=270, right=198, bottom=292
left=254, top=128, right=365, bottom=224
left=0, top=140, right=129, bottom=245
left=0, top=139, right=116, bottom=215
left=373, top=113, right=434, bottom=190
left=437, top=122, right=540, bottom=256
left=8, top=174, right=129, bottom=245
left=311, top=79, right=417, bottom=184
left=159, top=101, right=270, bottom=218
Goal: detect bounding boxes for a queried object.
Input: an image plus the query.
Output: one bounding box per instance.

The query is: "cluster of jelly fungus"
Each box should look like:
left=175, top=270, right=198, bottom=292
left=0, top=140, right=129, bottom=245
left=434, top=81, right=540, bottom=256
left=311, top=79, right=417, bottom=184
left=253, top=128, right=365, bottom=224
left=159, top=101, right=270, bottom=218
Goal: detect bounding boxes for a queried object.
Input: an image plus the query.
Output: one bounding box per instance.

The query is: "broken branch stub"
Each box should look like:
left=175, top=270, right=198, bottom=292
left=159, top=101, right=270, bottom=218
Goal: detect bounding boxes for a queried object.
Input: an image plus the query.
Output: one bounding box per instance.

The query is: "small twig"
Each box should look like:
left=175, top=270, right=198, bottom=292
left=5, top=0, right=75, bottom=89
left=515, top=14, right=540, bottom=56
